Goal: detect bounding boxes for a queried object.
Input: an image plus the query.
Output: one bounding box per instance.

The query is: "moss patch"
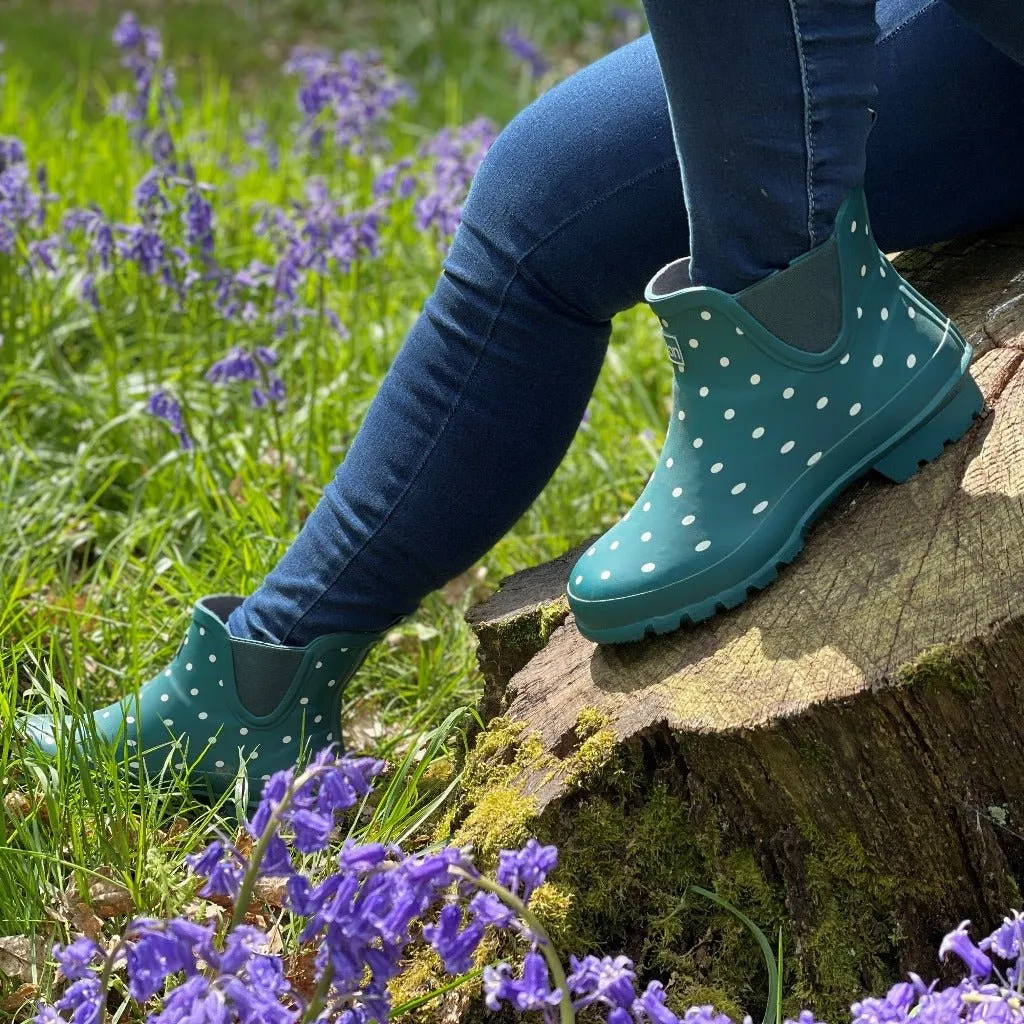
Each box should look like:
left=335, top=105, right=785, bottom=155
left=422, top=711, right=930, bottom=1023
left=896, top=640, right=986, bottom=698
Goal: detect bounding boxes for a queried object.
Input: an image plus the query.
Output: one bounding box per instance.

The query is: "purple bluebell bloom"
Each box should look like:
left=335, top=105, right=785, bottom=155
left=939, top=920, right=994, bottom=979
left=483, top=952, right=563, bottom=1018
left=495, top=838, right=558, bottom=903
left=109, top=13, right=181, bottom=164
left=0, top=135, right=26, bottom=172
left=64, top=207, right=114, bottom=270
left=51, top=976, right=104, bottom=1024
left=52, top=938, right=103, bottom=981
left=424, top=904, right=485, bottom=974
left=634, top=980, right=687, bottom=1024
left=118, top=223, right=167, bottom=277
left=80, top=272, right=98, bottom=307
left=0, top=157, right=43, bottom=254
left=284, top=46, right=414, bottom=156
left=124, top=918, right=212, bottom=1001
left=184, top=186, right=214, bottom=256
left=146, top=388, right=192, bottom=450
left=112, top=12, right=144, bottom=50
left=468, top=890, right=515, bottom=929
left=28, top=236, right=60, bottom=274
left=373, top=158, right=416, bottom=201
left=134, top=167, right=170, bottom=219
left=501, top=27, right=550, bottom=78
left=567, top=954, right=637, bottom=1011
left=207, top=346, right=259, bottom=384
left=184, top=840, right=245, bottom=899
left=414, top=117, right=497, bottom=248
left=982, top=910, right=1024, bottom=961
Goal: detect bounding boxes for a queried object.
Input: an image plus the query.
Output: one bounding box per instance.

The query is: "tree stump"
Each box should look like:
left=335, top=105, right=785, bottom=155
left=460, top=226, right=1024, bottom=1019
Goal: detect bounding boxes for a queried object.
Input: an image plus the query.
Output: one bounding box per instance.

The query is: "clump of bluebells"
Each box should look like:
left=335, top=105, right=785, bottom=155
left=33, top=748, right=788, bottom=1024
left=207, top=346, right=286, bottom=410
left=284, top=47, right=415, bottom=156
left=847, top=916, right=1024, bottom=1022
left=413, top=117, right=497, bottom=247
left=4, top=12, right=501, bottom=458
left=39, top=747, right=1024, bottom=1024
left=109, top=10, right=181, bottom=166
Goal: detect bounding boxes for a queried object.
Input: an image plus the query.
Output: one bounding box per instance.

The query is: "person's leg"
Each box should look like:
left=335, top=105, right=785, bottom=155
left=941, top=0, right=1024, bottom=64
left=29, top=8, right=1024, bottom=788
left=868, top=0, right=1024, bottom=250
left=233, top=2, right=1024, bottom=652
left=639, top=0, right=878, bottom=293
left=228, top=36, right=690, bottom=647
left=568, top=0, right=1024, bottom=641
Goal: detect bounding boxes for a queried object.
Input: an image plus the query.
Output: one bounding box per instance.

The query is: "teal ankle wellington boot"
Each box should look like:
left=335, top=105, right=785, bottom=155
left=23, top=595, right=381, bottom=799
left=567, top=188, right=983, bottom=643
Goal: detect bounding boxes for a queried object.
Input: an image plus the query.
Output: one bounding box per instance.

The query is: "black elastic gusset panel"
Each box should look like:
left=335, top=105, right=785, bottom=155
left=737, top=237, right=842, bottom=353
left=231, top=642, right=305, bottom=717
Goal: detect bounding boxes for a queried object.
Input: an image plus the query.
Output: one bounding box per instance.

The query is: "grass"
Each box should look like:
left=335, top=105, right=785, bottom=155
left=0, top=0, right=669, bottom=1014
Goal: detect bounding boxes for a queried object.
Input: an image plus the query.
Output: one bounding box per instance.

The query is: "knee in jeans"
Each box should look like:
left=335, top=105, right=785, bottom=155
left=456, top=109, right=568, bottom=265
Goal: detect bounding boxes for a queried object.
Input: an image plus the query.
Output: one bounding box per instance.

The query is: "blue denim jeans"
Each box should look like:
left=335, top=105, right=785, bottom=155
left=229, top=0, right=1024, bottom=646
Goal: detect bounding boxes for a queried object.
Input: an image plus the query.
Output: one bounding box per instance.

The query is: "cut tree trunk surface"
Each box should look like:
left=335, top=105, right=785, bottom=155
left=461, top=225, right=1024, bottom=1019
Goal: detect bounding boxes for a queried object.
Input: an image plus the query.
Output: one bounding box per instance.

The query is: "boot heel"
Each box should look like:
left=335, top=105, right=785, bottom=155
left=872, top=375, right=984, bottom=483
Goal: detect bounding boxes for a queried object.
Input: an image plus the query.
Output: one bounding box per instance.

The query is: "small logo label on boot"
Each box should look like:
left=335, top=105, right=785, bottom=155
left=664, top=332, right=685, bottom=371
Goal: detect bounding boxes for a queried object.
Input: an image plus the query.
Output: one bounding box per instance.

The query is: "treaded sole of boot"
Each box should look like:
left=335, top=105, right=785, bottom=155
left=581, top=371, right=986, bottom=645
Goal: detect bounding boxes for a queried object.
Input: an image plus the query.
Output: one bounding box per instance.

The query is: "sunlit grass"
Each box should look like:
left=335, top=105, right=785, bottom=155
left=0, top=2, right=662, bottom=1009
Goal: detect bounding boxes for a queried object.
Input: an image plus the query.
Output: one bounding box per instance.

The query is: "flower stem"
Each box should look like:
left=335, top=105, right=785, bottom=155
left=229, top=765, right=316, bottom=931
left=94, top=936, right=128, bottom=1024
left=300, top=960, right=335, bottom=1023
left=453, top=869, right=575, bottom=1024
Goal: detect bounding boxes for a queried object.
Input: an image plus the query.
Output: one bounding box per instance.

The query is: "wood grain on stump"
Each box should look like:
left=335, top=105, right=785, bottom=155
left=462, top=226, right=1024, bottom=1015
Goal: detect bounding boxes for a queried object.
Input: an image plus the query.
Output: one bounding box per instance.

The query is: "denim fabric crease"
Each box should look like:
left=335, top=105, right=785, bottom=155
left=228, top=0, right=1024, bottom=646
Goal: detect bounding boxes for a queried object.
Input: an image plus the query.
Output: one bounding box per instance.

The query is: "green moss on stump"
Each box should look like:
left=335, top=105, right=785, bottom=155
left=417, top=704, right=947, bottom=1024
left=896, top=640, right=986, bottom=698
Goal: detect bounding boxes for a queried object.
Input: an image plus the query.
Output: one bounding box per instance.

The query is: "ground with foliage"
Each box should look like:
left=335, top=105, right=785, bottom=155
left=0, top=0, right=681, bottom=1015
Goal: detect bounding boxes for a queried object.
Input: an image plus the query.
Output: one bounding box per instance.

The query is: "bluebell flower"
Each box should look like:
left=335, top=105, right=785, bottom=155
left=28, top=236, right=61, bottom=274
left=118, top=223, right=167, bottom=277
left=567, top=954, right=637, bottom=1011
left=0, top=158, right=43, bottom=254
left=134, top=167, right=171, bottom=219
left=206, top=346, right=259, bottom=384
left=500, top=28, right=549, bottom=78
left=635, top=980, right=684, bottom=1024
left=982, top=910, right=1024, bottom=961
left=373, top=158, right=416, bottom=201
left=63, top=207, right=114, bottom=270
left=112, top=12, right=144, bottom=51
left=109, top=14, right=180, bottom=164
left=483, top=952, right=563, bottom=1018
left=495, top=838, right=558, bottom=903
left=284, top=811, right=331, bottom=851
left=0, top=135, right=26, bottom=172
left=52, top=937, right=102, bottom=981
left=414, top=117, right=496, bottom=247
left=468, top=890, right=514, bottom=929
left=184, top=186, right=214, bottom=255
left=424, top=903, right=485, bottom=974
left=52, top=976, right=104, bottom=1024
left=124, top=918, right=210, bottom=1001
left=283, top=46, right=414, bottom=156
left=147, top=388, right=193, bottom=450
left=939, top=920, right=994, bottom=979
left=184, top=840, right=245, bottom=899
left=152, top=975, right=228, bottom=1024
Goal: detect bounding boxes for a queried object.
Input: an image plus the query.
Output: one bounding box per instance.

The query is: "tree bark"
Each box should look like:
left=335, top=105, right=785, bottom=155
left=460, top=225, right=1024, bottom=1019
